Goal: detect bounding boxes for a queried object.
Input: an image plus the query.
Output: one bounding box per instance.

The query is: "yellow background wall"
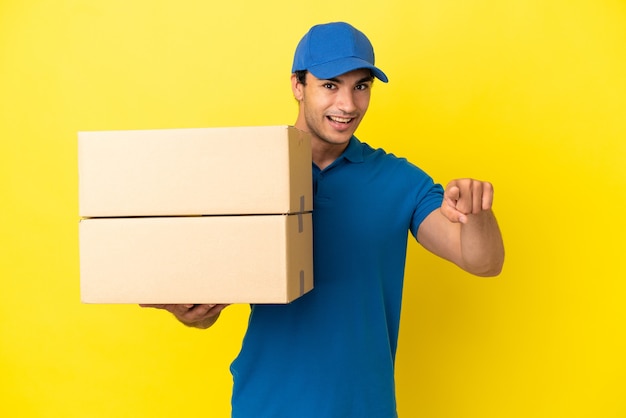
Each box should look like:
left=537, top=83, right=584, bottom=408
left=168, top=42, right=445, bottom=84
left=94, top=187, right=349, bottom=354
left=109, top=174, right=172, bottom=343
left=1, top=0, right=624, bottom=417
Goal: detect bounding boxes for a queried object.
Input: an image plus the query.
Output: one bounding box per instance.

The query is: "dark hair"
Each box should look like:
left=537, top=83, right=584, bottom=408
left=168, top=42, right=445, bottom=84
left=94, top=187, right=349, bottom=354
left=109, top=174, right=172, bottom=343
left=294, top=70, right=308, bottom=85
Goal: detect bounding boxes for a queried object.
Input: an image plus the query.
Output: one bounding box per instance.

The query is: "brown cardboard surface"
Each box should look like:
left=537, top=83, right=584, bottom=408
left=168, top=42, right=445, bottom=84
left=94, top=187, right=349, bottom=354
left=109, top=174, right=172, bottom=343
left=78, top=125, right=312, bottom=217
left=79, top=214, right=313, bottom=304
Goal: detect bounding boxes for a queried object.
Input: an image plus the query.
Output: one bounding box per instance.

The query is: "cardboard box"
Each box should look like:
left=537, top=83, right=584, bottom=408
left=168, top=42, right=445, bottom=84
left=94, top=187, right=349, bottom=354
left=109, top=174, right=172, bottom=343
left=78, top=125, right=312, bottom=217
left=79, top=213, right=313, bottom=304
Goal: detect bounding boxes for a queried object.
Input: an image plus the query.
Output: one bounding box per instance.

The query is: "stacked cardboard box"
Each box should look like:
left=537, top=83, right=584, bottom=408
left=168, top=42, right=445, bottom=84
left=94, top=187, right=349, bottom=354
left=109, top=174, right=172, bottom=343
left=78, top=125, right=313, bottom=304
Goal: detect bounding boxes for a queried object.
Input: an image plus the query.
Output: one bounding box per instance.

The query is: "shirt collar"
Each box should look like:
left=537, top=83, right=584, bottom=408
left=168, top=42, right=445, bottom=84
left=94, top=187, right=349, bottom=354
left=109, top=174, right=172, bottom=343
left=340, top=136, right=364, bottom=163
left=315, top=136, right=364, bottom=173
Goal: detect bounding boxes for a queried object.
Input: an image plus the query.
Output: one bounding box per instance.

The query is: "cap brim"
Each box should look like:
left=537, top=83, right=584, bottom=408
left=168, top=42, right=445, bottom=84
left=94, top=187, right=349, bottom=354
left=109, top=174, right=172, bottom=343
left=307, top=57, right=389, bottom=83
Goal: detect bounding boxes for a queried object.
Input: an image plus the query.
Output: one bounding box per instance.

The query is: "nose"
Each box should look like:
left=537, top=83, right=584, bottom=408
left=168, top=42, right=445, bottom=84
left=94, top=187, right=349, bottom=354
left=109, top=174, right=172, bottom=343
left=336, top=88, right=357, bottom=114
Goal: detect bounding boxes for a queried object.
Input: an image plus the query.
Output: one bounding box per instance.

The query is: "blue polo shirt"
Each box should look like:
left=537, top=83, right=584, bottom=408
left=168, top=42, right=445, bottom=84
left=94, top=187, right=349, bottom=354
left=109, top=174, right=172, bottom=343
left=230, top=137, right=444, bottom=418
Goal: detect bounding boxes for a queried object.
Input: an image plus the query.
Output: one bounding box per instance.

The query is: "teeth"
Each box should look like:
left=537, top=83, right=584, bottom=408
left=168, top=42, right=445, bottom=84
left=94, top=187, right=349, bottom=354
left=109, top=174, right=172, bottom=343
left=329, top=116, right=351, bottom=123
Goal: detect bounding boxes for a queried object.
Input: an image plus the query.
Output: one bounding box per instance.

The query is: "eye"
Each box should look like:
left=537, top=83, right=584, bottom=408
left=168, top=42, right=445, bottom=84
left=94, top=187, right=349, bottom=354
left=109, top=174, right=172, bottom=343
left=323, top=83, right=336, bottom=89
left=355, top=83, right=370, bottom=91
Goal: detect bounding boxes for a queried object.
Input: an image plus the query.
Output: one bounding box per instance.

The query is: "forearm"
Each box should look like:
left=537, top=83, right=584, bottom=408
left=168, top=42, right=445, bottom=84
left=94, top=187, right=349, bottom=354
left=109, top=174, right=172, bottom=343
left=459, top=210, right=504, bottom=276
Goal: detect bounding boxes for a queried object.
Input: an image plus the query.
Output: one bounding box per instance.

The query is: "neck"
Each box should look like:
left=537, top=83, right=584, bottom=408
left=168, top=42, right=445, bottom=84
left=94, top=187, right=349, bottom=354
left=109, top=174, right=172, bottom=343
left=294, top=119, right=349, bottom=170
left=312, top=140, right=348, bottom=170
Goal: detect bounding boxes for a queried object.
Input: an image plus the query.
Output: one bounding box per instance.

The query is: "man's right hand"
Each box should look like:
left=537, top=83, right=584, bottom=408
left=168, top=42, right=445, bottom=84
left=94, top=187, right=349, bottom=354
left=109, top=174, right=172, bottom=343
left=139, top=304, right=229, bottom=329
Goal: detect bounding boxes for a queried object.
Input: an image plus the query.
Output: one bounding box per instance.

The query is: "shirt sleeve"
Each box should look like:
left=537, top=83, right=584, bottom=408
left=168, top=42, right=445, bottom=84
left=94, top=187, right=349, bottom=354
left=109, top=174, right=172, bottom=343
left=409, top=176, right=444, bottom=240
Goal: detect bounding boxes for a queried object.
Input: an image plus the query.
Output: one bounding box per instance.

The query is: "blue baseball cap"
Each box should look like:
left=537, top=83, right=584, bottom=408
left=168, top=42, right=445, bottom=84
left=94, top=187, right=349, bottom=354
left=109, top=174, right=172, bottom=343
left=292, top=22, right=388, bottom=83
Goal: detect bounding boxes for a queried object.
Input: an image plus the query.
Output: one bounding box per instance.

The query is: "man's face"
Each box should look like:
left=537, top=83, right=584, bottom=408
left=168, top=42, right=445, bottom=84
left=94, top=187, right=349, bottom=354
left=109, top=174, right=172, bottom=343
left=293, top=69, right=373, bottom=147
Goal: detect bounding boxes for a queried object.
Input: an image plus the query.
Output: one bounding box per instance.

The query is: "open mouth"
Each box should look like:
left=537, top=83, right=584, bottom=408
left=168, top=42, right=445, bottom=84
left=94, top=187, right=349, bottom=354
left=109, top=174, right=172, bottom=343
left=327, top=115, right=353, bottom=124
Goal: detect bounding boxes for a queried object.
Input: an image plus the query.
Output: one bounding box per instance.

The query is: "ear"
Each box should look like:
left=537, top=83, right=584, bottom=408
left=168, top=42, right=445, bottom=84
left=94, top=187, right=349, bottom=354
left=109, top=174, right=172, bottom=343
left=291, top=73, right=304, bottom=101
